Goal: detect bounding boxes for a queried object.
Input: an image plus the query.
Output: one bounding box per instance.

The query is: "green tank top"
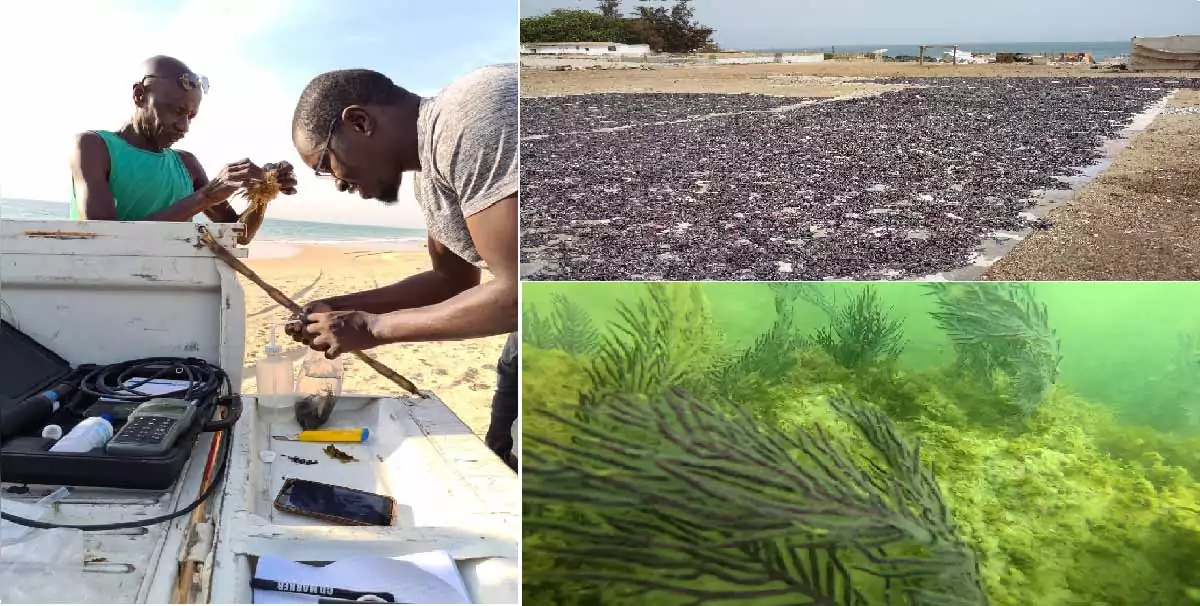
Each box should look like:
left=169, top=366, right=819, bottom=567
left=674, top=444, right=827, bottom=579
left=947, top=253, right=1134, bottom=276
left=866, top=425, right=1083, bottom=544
left=69, top=130, right=194, bottom=221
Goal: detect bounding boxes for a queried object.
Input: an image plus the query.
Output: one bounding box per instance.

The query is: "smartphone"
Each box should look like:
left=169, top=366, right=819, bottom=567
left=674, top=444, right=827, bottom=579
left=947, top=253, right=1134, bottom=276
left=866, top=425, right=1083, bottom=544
left=273, top=478, right=396, bottom=526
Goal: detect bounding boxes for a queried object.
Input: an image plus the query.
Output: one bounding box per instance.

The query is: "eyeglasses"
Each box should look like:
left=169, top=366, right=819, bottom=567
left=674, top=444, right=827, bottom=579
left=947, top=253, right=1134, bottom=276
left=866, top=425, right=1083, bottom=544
left=142, top=71, right=210, bottom=94
left=314, top=114, right=342, bottom=179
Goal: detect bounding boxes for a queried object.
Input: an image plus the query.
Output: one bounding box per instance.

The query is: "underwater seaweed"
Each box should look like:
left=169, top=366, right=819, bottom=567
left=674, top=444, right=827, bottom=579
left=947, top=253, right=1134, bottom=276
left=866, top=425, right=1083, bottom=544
left=710, top=284, right=806, bottom=412
left=522, top=295, right=601, bottom=356
left=522, top=304, right=557, bottom=351
left=584, top=283, right=725, bottom=402
left=1122, top=330, right=1200, bottom=432
left=810, top=287, right=908, bottom=370
left=771, top=283, right=839, bottom=317
left=549, top=294, right=601, bottom=356
left=924, top=283, right=1060, bottom=414
left=524, top=388, right=987, bottom=606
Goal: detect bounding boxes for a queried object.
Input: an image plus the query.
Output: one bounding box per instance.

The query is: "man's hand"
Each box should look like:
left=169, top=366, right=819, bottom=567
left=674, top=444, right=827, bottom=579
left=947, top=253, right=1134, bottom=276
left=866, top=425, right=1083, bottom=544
left=303, top=310, right=381, bottom=359
left=269, top=161, right=299, bottom=195
left=201, top=159, right=267, bottom=203
left=285, top=300, right=334, bottom=344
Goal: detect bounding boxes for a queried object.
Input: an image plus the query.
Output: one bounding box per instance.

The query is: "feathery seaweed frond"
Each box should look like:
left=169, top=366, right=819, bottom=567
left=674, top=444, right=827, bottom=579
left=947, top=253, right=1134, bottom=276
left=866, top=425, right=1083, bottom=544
left=811, top=287, right=908, bottom=370
left=584, top=283, right=725, bottom=402
left=925, top=283, right=1061, bottom=413
left=521, top=295, right=601, bottom=356
left=772, top=283, right=839, bottom=317
left=523, top=389, right=988, bottom=606
left=710, top=284, right=805, bottom=409
left=523, top=303, right=557, bottom=351
left=549, top=294, right=601, bottom=356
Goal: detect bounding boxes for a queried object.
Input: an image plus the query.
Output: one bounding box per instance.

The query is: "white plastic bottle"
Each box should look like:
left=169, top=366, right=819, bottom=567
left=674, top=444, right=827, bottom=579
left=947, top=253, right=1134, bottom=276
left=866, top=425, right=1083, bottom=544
left=256, top=324, right=297, bottom=423
left=49, top=414, right=114, bottom=453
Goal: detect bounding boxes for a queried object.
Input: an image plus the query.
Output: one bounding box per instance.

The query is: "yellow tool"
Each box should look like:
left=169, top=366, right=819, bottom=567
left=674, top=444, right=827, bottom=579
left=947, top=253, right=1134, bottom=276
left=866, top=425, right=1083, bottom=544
left=271, top=428, right=369, bottom=443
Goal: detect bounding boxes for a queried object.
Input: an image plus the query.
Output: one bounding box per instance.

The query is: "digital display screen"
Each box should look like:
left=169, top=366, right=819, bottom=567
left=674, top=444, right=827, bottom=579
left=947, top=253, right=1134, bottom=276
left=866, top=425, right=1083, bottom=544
left=279, top=479, right=393, bottom=526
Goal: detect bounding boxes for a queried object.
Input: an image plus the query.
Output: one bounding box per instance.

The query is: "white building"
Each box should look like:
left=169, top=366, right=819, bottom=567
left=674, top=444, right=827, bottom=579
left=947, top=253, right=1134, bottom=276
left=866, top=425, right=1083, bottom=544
left=520, top=42, right=651, bottom=56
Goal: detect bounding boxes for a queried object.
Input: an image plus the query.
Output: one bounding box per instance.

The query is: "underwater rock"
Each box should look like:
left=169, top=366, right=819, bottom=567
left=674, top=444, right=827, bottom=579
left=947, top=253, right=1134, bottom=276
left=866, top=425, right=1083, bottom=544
left=521, top=77, right=1200, bottom=281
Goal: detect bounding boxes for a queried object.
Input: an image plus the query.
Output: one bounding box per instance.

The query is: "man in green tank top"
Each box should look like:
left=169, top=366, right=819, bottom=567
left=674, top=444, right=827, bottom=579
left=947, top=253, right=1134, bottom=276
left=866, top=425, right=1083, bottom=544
left=70, top=56, right=298, bottom=243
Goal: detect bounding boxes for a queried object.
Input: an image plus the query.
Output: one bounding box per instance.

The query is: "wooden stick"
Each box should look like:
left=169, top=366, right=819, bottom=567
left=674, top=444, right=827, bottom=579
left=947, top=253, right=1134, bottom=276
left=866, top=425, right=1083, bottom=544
left=172, top=411, right=225, bottom=604
left=198, top=227, right=420, bottom=396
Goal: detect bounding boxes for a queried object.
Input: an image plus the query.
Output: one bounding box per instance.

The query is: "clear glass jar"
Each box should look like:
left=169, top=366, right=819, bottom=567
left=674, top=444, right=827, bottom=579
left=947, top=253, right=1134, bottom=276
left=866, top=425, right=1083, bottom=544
left=294, top=351, right=344, bottom=429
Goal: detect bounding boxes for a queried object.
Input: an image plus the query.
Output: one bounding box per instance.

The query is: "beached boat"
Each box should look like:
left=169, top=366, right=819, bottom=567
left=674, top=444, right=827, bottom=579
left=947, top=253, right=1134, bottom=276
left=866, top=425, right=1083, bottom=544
left=0, top=219, right=518, bottom=604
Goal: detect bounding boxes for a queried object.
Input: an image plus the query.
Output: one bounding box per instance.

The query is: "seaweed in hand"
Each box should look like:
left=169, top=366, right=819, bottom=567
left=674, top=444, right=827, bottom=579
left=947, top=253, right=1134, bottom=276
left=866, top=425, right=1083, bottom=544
left=810, top=286, right=907, bottom=370
left=245, top=165, right=282, bottom=207
left=523, top=388, right=988, bottom=605
left=925, top=283, right=1061, bottom=414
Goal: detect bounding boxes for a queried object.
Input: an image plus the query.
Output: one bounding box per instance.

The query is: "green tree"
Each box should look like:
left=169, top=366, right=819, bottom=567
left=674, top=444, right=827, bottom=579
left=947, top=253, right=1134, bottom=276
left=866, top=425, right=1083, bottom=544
left=632, top=0, right=715, bottom=52
left=519, top=9, right=635, bottom=44
left=597, top=0, right=621, bottom=18
left=519, top=1, right=716, bottom=52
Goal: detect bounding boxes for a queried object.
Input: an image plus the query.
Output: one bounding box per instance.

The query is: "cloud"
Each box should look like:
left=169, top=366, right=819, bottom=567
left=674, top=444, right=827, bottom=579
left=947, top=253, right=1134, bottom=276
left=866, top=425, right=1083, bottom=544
left=0, top=0, right=426, bottom=227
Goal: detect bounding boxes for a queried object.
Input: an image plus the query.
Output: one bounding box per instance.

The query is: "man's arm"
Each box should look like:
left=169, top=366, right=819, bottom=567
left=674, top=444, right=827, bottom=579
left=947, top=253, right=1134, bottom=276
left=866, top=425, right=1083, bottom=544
left=321, top=236, right=482, bottom=314
left=367, top=193, right=519, bottom=342
left=70, top=132, right=223, bottom=222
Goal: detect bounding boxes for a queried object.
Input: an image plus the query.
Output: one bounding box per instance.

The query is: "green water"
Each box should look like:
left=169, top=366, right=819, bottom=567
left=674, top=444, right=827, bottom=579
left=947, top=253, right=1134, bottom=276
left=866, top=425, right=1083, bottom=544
left=521, top=281, right=1200, bottom=606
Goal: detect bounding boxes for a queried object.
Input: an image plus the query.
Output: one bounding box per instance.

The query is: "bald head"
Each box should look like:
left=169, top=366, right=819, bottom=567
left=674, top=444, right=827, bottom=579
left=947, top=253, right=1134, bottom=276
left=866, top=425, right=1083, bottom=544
left=142, top=55, right=191, bottom=78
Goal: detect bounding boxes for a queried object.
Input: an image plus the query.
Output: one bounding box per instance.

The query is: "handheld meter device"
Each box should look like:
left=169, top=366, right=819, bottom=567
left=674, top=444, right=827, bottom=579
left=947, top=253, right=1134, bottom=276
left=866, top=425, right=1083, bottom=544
left=104, top=398, right=199, bottom=457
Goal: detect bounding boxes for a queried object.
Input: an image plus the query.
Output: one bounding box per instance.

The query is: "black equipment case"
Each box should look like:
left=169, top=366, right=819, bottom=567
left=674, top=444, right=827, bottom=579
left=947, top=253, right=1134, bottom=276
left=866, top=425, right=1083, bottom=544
left=0, top=320, right=238, bottom=490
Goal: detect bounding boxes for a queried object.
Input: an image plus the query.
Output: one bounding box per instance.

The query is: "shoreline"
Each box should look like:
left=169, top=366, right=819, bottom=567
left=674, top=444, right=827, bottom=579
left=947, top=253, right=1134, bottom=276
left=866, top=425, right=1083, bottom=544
left=247, top=237, right=427, bottom=260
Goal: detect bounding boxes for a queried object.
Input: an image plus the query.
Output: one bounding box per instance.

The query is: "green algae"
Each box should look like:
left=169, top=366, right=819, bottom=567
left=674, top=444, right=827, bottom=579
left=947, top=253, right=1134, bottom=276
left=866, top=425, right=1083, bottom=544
left=522, top=281, right=1200, bottom=605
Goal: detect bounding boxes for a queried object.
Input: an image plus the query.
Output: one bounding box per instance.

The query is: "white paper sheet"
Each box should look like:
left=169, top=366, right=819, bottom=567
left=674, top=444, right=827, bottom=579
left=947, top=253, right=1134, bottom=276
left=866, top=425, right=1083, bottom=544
left=252, top=550, right=471, bottom=604
left=98, top=378, right=195, bottom=402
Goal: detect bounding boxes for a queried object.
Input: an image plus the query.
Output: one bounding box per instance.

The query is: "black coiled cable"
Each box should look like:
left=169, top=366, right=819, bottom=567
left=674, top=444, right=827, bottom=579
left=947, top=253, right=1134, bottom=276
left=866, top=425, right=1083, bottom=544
left=78, top=357, right=224, bottom=403
left=1, top=360, right=235, bottom=531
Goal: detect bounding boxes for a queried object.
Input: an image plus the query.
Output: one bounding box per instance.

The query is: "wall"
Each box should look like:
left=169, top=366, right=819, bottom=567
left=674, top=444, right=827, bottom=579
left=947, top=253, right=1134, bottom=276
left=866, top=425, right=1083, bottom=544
left=1131, top=35, right=1200, bottom=71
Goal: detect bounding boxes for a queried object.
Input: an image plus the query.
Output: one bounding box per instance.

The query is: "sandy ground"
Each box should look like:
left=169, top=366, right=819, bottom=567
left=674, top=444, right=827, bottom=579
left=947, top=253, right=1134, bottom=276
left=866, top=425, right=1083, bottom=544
left=238, top=244, right=506, bottom=438
left=983, top=89, right=1200, bottom=280
left=520, top=61, right=1174, bottom=97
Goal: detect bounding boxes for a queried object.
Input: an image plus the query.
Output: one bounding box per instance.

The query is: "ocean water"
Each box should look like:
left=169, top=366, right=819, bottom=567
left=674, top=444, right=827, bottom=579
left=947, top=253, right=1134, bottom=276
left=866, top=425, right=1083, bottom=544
left=0, top=198, right=426, bottom=245
left=754, top=39, right=1131, bottom=60
left=521, top=281, right=1200, bottom=605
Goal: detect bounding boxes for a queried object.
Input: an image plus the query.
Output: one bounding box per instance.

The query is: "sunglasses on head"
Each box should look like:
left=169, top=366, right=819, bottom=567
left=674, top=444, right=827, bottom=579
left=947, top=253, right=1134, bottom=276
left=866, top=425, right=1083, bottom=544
left=141, top=71, right=210, bottom=94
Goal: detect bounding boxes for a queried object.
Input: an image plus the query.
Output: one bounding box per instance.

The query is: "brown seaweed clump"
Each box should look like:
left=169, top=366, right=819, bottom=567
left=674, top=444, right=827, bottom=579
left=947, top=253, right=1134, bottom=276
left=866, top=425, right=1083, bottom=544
left=294, top=386, right=336, bottom=430
left=245, top=165, right=282, bottom=208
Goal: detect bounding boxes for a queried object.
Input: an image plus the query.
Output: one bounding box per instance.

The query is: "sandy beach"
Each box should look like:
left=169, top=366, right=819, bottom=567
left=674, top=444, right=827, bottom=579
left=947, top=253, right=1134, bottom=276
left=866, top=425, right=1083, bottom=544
left=238, top=242, right=506, bottom=438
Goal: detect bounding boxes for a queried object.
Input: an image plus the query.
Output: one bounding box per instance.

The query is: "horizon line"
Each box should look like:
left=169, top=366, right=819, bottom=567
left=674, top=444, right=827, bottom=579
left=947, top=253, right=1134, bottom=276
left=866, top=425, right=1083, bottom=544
left=0, top=198, right=428, bottom=232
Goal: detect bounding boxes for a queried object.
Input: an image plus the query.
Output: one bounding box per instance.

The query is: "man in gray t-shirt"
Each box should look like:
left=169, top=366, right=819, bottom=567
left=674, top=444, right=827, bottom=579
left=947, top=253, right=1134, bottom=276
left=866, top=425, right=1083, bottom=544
left=284, top=65, right=519, bottom=470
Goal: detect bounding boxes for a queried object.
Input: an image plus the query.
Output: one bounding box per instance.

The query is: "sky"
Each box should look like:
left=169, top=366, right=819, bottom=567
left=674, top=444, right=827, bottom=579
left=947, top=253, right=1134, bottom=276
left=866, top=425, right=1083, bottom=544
left=520, top=0, right=1200, bottom=50
left=0, top=0, right=516, bottom=227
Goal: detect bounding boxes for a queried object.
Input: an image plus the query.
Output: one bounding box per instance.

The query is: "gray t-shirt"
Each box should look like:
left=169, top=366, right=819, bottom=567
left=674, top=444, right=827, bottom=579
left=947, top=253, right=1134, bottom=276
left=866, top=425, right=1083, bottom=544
left=413, top=63, right=518, bottom=269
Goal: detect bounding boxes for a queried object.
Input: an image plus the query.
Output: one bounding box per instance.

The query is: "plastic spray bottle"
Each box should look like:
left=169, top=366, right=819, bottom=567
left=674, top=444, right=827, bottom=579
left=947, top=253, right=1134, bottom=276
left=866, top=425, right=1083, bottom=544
left=49, top=414, right=114, bottom=453
left=256, top=323, right=296, bottom=423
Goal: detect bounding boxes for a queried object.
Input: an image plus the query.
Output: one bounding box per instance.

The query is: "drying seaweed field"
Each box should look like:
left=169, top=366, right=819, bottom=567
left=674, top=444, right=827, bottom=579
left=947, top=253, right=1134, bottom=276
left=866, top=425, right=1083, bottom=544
left=520, top=77, right=1200, bottom=281
left=520, top=92, right=813, bottom=137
